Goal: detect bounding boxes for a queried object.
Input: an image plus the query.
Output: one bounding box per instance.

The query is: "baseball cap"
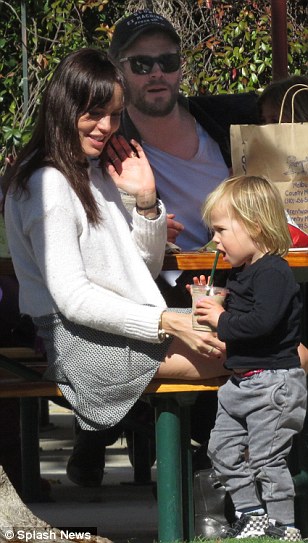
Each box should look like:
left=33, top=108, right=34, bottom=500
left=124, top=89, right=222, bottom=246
left=108, top=9, right=181, bottom=61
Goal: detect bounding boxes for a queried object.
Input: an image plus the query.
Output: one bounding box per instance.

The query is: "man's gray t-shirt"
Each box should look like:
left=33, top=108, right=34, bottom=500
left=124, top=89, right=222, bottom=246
left=143, top=122, right=229, bottom=251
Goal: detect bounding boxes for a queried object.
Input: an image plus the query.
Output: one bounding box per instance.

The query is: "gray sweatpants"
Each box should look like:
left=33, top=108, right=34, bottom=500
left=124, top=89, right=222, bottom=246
left=208, top=368, right=307, bottom=524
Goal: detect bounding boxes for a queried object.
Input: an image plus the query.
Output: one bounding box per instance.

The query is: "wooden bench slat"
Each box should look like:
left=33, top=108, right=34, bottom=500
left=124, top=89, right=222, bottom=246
left=0, top=379, right=62, bottom=398
left=0, top=345, right=226, bottom=517
left=0, top=347, right=45, bottom=360
left=0, top=347, right=227, bottom=398
left=145, top=376, right=226, bottom=393
left=0, top=377, right=224, bottom=398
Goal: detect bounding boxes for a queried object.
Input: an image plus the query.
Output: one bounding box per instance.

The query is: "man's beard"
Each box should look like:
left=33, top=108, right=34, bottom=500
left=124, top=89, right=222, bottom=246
left=128, top=82, right=179, bottom=117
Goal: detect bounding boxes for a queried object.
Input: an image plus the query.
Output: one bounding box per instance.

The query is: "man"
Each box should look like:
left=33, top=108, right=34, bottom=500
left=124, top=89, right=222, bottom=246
left=108, top=8, right=259, bottom=305
left=67, top=9, right=259, bottom=535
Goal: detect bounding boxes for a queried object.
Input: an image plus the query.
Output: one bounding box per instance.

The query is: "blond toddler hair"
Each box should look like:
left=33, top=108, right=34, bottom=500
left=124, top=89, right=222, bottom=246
left=202, top=175, right=292, bottom=257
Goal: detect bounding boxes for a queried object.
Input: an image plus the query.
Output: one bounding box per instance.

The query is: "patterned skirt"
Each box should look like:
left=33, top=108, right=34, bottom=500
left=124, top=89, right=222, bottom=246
left=33, top=312, right=174, bottom=430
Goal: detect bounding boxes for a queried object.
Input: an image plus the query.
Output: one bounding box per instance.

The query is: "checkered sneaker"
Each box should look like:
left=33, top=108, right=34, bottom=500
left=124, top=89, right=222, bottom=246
left=222, top=513, right=268, bottom=538
left=266, top=523, right=302, bottom=541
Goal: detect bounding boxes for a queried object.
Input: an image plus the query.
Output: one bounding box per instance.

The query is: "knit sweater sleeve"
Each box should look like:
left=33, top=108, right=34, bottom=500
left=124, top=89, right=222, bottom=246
left=5, top=167, right=168, bottom=343
left=130, top=201, right=167, bottom=279
left=29, top=209, right=165, bottom=341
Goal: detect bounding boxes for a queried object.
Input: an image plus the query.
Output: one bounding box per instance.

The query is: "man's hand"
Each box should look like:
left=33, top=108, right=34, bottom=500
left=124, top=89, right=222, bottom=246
left=167, top=213, right=184, bottom=243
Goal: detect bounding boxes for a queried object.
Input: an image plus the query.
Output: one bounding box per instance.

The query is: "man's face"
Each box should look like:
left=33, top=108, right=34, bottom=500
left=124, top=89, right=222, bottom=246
left=119, top=32, right=182, bottom=117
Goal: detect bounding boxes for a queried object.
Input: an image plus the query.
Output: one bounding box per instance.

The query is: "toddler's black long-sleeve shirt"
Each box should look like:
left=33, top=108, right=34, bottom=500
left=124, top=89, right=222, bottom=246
left=218, top=253, right=302, bottom=370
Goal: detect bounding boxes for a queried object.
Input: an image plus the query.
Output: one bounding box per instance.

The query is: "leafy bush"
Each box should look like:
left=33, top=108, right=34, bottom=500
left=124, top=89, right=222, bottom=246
left=0, top=0, right=117, bottom=169
left=183, top=0, right=307, bottom=95
left=126, top=0, right=307, bottom=95
left=0, top=0, right=307, bottom=173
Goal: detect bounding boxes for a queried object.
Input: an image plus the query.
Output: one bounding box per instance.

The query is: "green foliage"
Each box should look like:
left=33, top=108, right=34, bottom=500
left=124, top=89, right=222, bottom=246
left=0, top=0, right=307, bottom=174
left=0, top=0, right=118, bottom=169
left=182, top=0, right=307, bottom=96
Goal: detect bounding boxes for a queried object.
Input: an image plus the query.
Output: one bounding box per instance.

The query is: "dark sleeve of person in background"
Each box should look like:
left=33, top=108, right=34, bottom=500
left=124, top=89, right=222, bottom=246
left=187, top=92, right=260, bottom=168
left=0, top=276, right=36, bottom=347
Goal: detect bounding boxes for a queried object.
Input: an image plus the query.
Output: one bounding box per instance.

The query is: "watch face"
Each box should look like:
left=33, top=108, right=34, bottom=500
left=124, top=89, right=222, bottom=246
left=158, top=329, right=170, bottom=342
left=158, top=330, right=165, bottom=342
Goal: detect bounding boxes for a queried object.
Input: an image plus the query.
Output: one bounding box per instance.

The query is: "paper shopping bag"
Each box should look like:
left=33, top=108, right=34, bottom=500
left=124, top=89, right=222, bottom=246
left=230, top=122, right=308, bottom=234
left=230, top=84, right=308, bottom=235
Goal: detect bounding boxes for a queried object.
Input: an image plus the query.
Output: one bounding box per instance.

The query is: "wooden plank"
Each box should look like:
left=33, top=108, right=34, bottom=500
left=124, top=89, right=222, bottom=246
left=163, top=250, right=308, bottom=271
left=0, top=347, right=44, bottom=360
left=0, top=349, right=226, bottom=399
left=0, top=380, right=61, bottom=398
left=1, top=250, right=307, bottom=276
left=0, top=371, right=225, bottom=399
left=0, top=376, right=225, bottom=399
left=163, top=252, right=230, bottom=270
left=144, top=376, right=227, bottom=393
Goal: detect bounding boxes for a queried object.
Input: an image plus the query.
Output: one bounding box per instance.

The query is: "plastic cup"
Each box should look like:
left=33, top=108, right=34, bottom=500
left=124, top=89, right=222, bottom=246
left=191, top=285, right=229, bottom=331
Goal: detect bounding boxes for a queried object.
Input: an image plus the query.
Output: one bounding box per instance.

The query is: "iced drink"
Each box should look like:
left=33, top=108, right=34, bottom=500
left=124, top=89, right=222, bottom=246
left=191, top=285, right=229, bottom=331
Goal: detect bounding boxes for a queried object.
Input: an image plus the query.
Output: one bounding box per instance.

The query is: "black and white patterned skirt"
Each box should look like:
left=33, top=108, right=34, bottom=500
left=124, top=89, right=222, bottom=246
left=33, top=312, right=174, bottom=430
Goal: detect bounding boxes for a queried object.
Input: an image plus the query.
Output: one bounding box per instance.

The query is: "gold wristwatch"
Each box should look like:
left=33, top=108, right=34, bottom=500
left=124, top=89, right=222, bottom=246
left=158, top=312, right=170, bottom=342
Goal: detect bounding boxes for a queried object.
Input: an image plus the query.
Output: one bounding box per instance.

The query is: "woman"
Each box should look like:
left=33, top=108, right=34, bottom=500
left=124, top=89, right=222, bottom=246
left=3, top=48, right=228, bottom=431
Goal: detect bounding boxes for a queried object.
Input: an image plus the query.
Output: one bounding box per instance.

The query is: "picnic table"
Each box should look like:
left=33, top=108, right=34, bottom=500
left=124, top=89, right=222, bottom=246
left=1, top=250, right=308, bottom=542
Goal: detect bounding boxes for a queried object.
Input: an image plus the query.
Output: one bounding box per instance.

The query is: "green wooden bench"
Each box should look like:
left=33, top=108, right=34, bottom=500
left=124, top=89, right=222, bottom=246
left=0, top=346, right=226, bottom=542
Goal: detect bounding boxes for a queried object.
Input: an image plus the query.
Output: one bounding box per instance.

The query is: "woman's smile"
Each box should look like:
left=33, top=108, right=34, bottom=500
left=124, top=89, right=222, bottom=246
left=78, top=83, right=123, bottom=158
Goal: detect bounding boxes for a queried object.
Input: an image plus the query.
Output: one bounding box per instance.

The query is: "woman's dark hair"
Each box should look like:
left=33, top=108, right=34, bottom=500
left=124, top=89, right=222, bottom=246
left=2, top=48, right=125, bottom=224
left=258, top=74, right=308, bottom=124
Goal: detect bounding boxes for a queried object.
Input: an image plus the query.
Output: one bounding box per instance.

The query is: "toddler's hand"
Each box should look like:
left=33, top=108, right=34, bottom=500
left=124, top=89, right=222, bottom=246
left=186, top=274, right=207, bottom=295
left=195, top=297, right=225, bottom=329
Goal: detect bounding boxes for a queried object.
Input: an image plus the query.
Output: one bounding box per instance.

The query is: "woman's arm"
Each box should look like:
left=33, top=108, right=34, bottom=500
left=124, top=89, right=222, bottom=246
left=106, top=135, right=167, bottom=278
left=161, top=310, right=226, bottom=360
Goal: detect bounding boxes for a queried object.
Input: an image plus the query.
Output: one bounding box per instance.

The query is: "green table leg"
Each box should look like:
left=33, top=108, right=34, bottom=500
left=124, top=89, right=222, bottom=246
left=155, top=396, right=183, bottom=543
left=181, top=405, right=194, bottom=541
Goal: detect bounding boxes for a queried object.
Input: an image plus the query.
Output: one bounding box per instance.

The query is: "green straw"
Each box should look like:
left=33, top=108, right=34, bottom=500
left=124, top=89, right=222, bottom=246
left=208, top=250, right=220, bottom=288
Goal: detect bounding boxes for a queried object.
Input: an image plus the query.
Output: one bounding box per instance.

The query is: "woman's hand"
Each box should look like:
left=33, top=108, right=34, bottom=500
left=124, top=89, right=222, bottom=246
left=106, top=135, right=156, bottom=204
left=162, top=311, right=226, bottom=360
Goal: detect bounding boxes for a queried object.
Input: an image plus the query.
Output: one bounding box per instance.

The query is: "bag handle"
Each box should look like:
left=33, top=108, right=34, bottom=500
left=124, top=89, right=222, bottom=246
left=278, top=84, right=308, bottom=124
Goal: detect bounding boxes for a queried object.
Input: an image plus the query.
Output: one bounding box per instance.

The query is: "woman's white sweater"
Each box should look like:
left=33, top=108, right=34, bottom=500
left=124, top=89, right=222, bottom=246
left=5, top=161, right=168, bottom=343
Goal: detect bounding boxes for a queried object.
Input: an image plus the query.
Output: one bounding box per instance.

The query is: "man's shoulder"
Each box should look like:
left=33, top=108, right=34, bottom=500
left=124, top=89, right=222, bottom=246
left=187, top=93, right=259, bottom=125
left=189, top=92, right=258, bottom=107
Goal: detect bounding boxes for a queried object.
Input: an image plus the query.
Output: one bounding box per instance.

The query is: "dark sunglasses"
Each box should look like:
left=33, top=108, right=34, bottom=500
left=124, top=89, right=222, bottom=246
left=119, top=53, right=181, bottom=75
